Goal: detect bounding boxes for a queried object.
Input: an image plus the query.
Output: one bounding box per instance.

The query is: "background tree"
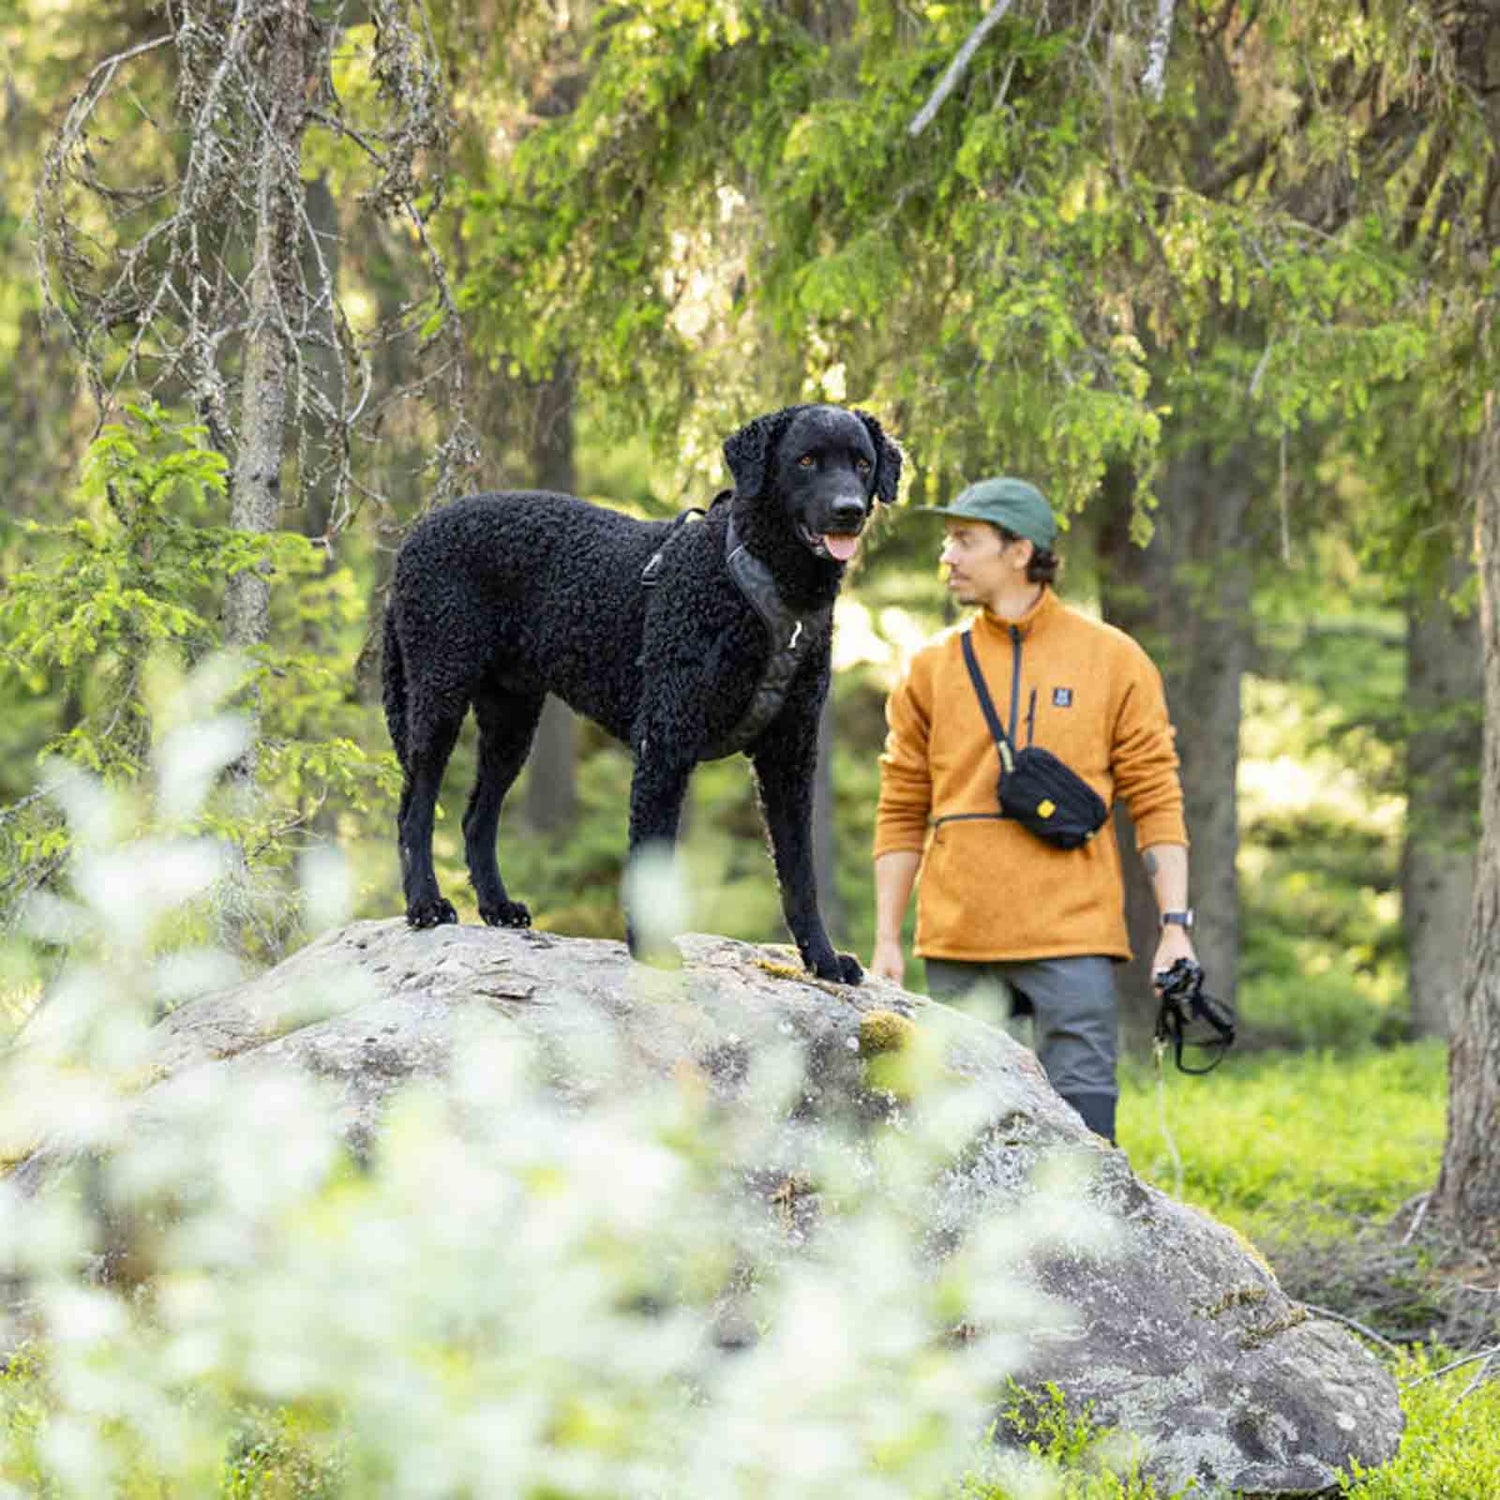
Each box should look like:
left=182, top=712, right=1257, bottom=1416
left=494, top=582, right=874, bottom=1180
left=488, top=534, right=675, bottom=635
left=15, top=0, right=472, bottom=946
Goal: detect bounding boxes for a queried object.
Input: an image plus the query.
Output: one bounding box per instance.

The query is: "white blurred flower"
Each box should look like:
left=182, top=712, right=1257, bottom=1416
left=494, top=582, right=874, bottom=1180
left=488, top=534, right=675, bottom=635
left=73, top=838, right=231, bottom=949
left=0, top=718, right=1107, bottom=1497
left=155, top=714, right=252, bottom=823
left=299, top=843, right=353, bottom=934
left=623, top=841, right=690, bottom=960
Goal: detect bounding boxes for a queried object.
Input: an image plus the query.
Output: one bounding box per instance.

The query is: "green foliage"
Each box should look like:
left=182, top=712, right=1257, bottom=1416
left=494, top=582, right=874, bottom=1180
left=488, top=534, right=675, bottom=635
left=221, top=1405, right=345, bottom=1499
left=1118, top=1043, right=1446, bottom=1247
left=0, top=1350, right=347, bottom=1497
left=0, top=406, right=235, bottom=769
left=0, top=408, right=400, bottom=948
left=956, top=1383, right=1180, bottom=1498
left=461, top=0, right=1471, bottom=544
left=0, top=1344, right=48, bottom=1492
left=1237, top=593, right=1409, bottom=1048
left=1342, top=1350, right=1500, bottom=1500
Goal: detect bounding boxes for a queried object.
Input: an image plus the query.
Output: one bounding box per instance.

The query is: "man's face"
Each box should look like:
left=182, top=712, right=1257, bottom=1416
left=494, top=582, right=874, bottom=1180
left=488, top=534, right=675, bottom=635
left=939, top=521, right=1032, bottom=605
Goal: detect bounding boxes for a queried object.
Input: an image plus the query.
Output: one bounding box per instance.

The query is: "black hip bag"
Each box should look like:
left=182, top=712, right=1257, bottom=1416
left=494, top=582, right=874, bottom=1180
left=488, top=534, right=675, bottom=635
left=960, top=630, right=1108, bottom=851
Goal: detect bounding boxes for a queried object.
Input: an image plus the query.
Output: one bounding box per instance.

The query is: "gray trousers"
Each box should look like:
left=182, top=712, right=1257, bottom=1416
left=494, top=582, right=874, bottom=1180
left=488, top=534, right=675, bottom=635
left=924, top=955, right=1119, bottom=1138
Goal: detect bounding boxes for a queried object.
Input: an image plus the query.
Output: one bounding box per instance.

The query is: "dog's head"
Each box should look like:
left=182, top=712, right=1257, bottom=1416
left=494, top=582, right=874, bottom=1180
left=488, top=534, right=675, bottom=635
left=724, top=404, right=903, bottom=565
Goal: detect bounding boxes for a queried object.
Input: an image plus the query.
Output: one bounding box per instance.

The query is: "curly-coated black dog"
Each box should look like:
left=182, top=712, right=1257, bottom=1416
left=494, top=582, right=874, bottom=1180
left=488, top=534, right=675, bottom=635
left=382, top=404, right=901, bottom=983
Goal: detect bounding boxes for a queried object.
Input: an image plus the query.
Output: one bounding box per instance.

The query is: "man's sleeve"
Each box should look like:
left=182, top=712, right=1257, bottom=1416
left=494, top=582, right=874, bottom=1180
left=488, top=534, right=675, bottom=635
left=873, top=657, right=933, bottom=857
left=1112, top=648, right=1189, bottom=850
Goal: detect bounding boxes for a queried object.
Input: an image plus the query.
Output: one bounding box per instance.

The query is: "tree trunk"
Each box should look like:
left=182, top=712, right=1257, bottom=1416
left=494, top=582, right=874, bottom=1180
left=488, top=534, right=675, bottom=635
left=1097, top=462, right=1175, bottom=1049
left=300, top=172, right=342, bottom=542
left=1435, top=394, right=1500, bottom=1247
left=1097, top=446, right=1252, bottom=1020
left=224, top=0, right=312, bottom=779
left=525, top=360, right=579, bottom=834
left=1404, top=559, right=1482, bottom=1040
left=1170, top=444, right=1252, bottom=1011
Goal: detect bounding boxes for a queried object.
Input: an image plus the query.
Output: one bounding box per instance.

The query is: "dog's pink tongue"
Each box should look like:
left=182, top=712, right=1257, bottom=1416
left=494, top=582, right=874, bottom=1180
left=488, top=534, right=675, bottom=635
left=824, top=533, right=860, bottom=563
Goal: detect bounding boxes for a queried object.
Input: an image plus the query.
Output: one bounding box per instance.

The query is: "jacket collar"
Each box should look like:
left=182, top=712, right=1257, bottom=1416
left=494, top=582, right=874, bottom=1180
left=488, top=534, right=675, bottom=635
left=978, top=585, right=1058, bottom=639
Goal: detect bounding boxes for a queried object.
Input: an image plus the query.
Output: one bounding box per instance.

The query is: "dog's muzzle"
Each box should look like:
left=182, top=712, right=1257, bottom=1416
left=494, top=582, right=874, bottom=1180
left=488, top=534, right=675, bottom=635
left=799, top=501, right=866, bottom=562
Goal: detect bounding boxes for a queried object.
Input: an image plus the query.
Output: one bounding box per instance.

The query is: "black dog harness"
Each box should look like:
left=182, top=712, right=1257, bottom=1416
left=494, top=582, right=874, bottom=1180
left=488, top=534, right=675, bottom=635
left=640, top=506, right=827, bottom=758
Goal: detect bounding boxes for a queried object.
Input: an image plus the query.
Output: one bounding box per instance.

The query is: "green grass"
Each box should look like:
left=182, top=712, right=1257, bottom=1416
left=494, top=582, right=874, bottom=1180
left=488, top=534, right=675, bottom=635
left=1118, top=1042, right=1447, bottom=1245
left=1343, top=1349, right=1500, bottom=1499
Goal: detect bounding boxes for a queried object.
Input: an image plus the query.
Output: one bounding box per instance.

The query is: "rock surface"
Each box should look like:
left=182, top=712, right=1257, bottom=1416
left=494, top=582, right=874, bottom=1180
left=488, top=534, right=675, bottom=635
left=23, top=919, right=1402, bottom=1494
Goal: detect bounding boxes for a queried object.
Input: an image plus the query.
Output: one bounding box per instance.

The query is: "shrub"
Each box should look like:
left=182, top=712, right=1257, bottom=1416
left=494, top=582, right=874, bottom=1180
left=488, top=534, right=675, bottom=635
left=0, top=687, right=1112, bottom=1496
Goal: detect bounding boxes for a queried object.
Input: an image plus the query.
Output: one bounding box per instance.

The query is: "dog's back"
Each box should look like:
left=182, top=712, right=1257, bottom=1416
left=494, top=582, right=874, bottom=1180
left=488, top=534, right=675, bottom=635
left=386, top=491, right=672, bottom=745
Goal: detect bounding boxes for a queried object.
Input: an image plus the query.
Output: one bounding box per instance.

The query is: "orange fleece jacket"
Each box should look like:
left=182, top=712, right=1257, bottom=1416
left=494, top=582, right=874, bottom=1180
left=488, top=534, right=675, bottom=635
left=874, top=588, right=1187, bottom=962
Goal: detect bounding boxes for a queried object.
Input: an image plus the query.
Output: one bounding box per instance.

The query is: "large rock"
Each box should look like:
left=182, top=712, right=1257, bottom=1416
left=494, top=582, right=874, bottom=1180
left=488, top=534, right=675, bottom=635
left=25, top=920, right=1402, bottom=1494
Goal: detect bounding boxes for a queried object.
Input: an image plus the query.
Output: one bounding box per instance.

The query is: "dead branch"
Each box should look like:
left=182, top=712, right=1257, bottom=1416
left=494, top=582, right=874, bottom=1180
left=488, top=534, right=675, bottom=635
left=35, top=0, right=474, bottom=540
left=908, top=0, right=1019, bottom=138
left=1403, top=1344, right=1500, bottom=1388
left=1299, top=1302, right=1404, bottom=1355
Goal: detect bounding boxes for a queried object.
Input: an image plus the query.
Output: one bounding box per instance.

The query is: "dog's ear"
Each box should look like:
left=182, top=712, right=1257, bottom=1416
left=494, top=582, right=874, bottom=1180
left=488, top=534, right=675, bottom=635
left=724, top=408, right=796, bottom=500
left=856, top=410, right=904, bottom=504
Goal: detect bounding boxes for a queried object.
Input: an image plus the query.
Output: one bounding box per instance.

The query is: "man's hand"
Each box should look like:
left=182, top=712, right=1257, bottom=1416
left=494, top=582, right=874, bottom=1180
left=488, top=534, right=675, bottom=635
left=1151, top=922, right=1197, bottom=982
left=871, top=851, right=921, bottom=987
left=869, top=936, right=905, bottom=985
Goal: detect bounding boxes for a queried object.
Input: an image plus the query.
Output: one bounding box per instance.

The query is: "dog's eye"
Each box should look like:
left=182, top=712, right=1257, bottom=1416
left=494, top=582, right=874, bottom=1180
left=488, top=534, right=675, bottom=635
left=856, top=458, right=871, bottom=473
left=798, top=454, right=816, bottom=468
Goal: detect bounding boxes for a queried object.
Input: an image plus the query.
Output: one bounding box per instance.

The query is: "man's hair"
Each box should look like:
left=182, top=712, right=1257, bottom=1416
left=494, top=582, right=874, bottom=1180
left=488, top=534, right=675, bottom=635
left=997, top=527, right=1060, bottom=586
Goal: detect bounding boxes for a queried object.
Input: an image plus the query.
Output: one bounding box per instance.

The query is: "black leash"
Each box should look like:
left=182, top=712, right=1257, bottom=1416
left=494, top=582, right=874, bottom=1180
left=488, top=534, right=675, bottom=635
left=1153, top=958, right=1236, bottom=1075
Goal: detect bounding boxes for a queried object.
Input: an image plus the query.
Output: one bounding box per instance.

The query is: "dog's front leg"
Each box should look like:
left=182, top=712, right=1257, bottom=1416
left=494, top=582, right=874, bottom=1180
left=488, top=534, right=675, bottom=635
left=624, top=735, right=695, bottom=965
left=751, top=697, right=863, bottom=986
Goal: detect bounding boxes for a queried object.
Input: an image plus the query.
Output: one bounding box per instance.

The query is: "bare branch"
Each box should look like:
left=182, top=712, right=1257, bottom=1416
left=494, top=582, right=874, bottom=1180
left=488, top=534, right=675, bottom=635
left=36, top=0, right=475, bottom=541
left=908, top=0, right=1019, bottom=138
left=1403, top=1345, right=1500, bottom=1388
left=1298, top=1303, right=1403, bottom=1355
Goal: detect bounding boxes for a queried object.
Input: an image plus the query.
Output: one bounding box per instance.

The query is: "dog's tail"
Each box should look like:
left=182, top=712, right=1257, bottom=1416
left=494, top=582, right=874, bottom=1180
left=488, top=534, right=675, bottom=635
left=381, top=604, right=408, bottom=771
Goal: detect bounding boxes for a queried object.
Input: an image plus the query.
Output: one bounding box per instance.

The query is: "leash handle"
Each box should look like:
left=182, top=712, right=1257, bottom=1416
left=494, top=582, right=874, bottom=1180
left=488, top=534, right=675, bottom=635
left=1153, top=958, right=1235, bottom=1075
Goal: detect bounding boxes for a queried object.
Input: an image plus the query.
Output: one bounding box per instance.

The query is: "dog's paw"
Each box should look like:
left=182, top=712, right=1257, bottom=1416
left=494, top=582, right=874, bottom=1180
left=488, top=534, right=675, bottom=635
left=835, top=952, right=864, bottom=986
left=480, top=900, right=531, bottom=929
left=809, top=951, right=864, bottom=985
left=407, top=897, right=458, bottom=930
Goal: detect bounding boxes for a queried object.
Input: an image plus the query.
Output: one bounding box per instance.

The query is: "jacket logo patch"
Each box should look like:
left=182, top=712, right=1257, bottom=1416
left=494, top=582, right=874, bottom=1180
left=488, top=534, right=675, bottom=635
left=1052, top=687, right=1073, bottom=708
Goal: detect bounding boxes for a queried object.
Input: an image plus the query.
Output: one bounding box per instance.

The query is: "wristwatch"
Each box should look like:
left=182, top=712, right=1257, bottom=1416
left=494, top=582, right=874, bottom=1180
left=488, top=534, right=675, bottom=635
left=1160, top=909, right=1195, bottom=930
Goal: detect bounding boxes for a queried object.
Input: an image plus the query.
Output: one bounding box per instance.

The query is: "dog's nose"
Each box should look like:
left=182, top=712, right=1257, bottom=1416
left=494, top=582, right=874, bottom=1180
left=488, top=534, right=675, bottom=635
left=828, top=498, right=866, bottom=532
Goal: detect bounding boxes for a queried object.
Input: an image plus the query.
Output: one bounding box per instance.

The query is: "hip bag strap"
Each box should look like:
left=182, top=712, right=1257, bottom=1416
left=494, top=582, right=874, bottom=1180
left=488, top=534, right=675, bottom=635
left=960, top=630, right=1015, bottom=774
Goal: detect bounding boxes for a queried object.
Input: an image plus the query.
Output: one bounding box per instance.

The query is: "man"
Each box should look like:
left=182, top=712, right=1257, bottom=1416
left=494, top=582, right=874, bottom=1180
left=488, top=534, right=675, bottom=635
left=869, top=477, right=1196, bottom=1144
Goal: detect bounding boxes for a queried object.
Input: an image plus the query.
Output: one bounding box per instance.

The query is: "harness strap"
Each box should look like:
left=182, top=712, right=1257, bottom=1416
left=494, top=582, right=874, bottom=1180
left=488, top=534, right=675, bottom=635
left=640, top=507, right=708, bottom=587
left=709, top=516, right=825, bottom=757
left=637, top=504, right=826, bottom=760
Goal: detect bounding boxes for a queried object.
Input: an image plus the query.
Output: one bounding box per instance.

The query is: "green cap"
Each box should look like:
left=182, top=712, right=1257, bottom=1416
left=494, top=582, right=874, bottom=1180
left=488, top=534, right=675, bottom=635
left=928, top=476, right=1057, bottom=549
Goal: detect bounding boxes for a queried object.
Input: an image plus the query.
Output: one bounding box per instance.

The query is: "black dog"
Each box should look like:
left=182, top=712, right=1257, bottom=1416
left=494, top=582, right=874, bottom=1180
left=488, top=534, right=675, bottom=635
left=382, top=404, right=901, bottom=983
